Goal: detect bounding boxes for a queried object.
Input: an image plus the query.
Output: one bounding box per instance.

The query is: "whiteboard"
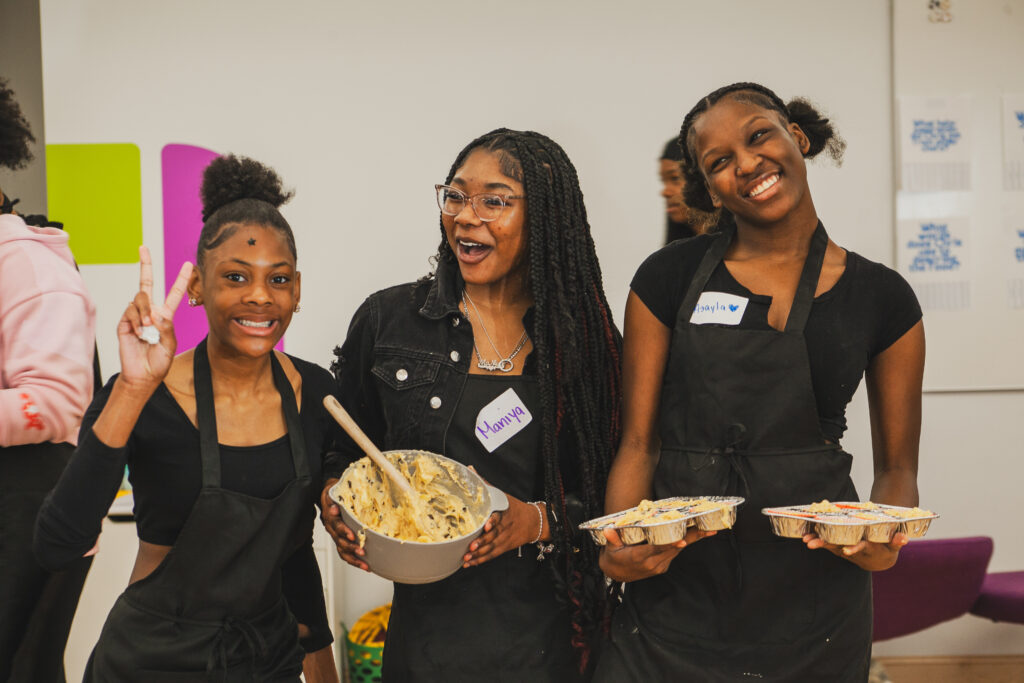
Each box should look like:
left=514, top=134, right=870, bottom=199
left=893, top=0, right=1024, bottom=391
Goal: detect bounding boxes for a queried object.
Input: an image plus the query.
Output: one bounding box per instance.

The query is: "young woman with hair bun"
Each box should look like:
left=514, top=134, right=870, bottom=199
left=36, top=155, right=340, bottom=682
left=595, top=83, right=925, bottom=682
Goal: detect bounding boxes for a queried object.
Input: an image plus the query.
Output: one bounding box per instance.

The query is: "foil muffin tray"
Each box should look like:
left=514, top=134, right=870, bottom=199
left=762, top=501, right=938, bottom=544
left=579, top=496, right=744, bottom=546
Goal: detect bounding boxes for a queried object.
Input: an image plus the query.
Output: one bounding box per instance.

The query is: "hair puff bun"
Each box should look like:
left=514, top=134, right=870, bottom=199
left=200, top=154, right=294, bottom=222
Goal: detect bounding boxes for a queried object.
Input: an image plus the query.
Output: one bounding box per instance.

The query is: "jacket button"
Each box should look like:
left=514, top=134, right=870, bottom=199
left=430, top=396, right=442, bottom=409
left=451, top=316, right=460, bottom=327
left=450, top=350, right=460, bottom=362
left=396, top=368, right=408, bottom=381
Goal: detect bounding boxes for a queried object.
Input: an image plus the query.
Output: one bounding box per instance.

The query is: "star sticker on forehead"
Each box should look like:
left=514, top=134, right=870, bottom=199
left=247, top=238, right=256, bottom=246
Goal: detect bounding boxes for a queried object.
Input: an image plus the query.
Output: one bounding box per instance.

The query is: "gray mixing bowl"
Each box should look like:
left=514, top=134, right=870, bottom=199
left=329, top=449, right=509, bottom=584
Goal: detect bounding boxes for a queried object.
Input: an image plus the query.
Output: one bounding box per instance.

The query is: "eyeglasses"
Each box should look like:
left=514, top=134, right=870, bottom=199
left=435, top=184, right=524, bottom=222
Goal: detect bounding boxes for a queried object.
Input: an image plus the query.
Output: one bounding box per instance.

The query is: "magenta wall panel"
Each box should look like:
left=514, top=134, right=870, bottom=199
left=161, top=144, right=219, bottom=352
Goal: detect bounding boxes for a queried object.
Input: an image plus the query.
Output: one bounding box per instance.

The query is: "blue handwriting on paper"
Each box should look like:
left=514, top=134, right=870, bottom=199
left=1016, top=230, right=1024, bottom=264
left=907, top=223, right=963, bottom=272
left=911, top=120, right=961, bottom=152
left=477, top=406, right=528, bottom=441
left=695, top=301, right=732, bottom=316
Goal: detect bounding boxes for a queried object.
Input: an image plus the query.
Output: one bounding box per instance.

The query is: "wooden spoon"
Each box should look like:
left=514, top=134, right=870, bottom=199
left=323, top=395, right=419, bottom=503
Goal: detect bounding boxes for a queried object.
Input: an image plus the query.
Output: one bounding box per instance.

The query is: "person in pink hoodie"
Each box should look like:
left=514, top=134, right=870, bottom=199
left=0, top=77, right=96, bottom=683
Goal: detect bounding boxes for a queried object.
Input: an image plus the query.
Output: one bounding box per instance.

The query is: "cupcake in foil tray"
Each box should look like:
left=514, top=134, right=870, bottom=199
left=579, top=496, right=744, bottom=547
left=762, top=501, right=938, bottom=545
left=873, top=504, right=939, bottom=538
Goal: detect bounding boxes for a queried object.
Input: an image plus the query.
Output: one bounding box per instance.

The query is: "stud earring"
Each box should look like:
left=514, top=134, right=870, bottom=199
left=294, top=302, right=301, bottom=313
left=188, top=296, right=198, bottom=307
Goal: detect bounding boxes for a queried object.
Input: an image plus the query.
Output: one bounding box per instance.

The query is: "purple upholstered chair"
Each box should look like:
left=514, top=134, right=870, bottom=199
left=970, top=570, right=1024, bottom=624
left=872, top=536, right=994, bottom=641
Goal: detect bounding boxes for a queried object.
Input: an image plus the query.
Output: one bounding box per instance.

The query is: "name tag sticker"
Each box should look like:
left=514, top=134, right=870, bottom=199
left=475, top=388, right=533, bottom=453
left=689, top=291, right=749, bottom=326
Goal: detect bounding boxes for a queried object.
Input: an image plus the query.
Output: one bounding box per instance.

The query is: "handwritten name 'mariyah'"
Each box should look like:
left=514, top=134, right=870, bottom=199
left=477, top=406, right=528, bottom=440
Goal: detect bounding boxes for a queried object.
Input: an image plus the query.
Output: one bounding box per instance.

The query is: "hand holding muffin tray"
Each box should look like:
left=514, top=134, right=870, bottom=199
left=762, top=501, right=939, bottom=545
left=579, top=496, right=744, bottom=547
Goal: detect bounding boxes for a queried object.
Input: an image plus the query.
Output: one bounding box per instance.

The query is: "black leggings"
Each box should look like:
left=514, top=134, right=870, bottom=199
left=0, top=442, right=93, bottom=683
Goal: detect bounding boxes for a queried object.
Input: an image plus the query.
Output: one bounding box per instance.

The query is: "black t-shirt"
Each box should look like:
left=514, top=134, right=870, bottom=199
left=665, top=219, right=697, bottom=245
left=631, top=233, right=922, bottom=443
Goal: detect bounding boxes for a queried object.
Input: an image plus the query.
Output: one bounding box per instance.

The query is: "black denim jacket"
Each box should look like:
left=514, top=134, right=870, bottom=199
left=325, top=261, right=544, bottom=480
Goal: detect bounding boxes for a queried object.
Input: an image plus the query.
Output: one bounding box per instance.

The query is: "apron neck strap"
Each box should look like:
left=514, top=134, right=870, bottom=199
left=193, top=339, right=309, bottom=489
left=680, top=224, right=737, bottom=316
left=194, top=339, right=221, bottom=488
left=271, top=351, right=310, bottom=480
left=783, top=221, right=828, bottom=334
left=680, top=221, right=828, bottom=334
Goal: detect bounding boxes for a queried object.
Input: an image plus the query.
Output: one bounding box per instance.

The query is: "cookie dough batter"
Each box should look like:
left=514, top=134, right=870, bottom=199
left=338, top=453, right=484, bottom=543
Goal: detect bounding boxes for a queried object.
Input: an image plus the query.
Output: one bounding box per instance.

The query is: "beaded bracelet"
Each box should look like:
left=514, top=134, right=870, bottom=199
left=529, top=501, right=545, bottom=544
left=529, top=501, right=556, bottom=561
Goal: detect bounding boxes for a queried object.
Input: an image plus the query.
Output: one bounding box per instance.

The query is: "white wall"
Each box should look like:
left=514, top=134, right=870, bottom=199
left=37, top=0, right=1021, bottom=673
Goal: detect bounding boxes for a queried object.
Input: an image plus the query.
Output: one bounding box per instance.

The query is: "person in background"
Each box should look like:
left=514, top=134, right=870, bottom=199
left=596, top=83, right=924, bottom=682
left=321, top=129, right=622, bottom=681
left=659, top=137, right=717, bottom=244
left=0, top=78, right=96, bottom=683
left=35, top=155, right=339, bottom=682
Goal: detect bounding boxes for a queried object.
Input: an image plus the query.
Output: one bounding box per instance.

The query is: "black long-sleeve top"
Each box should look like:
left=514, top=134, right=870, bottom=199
left=34, top=354, right=339, bottom=651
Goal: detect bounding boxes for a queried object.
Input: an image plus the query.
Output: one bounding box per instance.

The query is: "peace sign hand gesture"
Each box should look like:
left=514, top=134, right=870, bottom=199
left=116, top=246, right=192, bottom=394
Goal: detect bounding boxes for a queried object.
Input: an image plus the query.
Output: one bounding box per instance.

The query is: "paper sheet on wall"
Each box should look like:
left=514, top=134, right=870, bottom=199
left=1006, top=212, right=1024, bottom=308
left=898, top=216, right=971, bottom=310
left=899, top=95, right=971, bottom=192
left=1003, top=94, right=1024, bottom=191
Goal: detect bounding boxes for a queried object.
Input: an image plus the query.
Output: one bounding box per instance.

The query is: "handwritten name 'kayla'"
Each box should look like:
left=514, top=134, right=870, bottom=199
left=693, top=301, right=741, bottom=315
left=477, top=406, right=528, bottom=440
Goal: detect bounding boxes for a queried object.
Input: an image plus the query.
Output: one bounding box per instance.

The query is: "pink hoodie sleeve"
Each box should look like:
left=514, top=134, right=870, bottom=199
left=0, top=234, right=96, bottom=447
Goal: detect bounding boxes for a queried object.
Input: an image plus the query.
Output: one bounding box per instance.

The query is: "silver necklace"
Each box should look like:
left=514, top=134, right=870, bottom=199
left=461, top=290, right=529, bottom=373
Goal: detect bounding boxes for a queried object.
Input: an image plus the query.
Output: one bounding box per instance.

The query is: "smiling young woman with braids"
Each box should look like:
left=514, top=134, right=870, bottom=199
left=321, top=129, right=622, bottom=681
left=594, top=84, right=925, bottom=682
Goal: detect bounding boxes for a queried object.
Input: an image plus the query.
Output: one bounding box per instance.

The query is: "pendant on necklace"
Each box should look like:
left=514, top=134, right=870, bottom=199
left=477, top=358, right=514, bottom=373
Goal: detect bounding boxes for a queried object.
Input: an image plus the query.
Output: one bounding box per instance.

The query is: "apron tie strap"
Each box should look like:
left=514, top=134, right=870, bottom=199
left=720, top=423, right=748, bottom=594
left=689, top=422, right=750, bottom=498
left=205, top=616, right=268, bottom=682
left=721, top=423, right=750, bottom=500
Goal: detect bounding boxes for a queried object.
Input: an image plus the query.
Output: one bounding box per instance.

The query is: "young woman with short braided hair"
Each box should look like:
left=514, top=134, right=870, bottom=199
left=595, top=83, right=924, bottom=682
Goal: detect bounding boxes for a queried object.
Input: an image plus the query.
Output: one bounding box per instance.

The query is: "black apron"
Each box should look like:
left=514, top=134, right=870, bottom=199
left=85, top=340, right=311, bottom=682
left=595, top=223, right=872, bottom=683
left=382, top=375, right=578, bottom=683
